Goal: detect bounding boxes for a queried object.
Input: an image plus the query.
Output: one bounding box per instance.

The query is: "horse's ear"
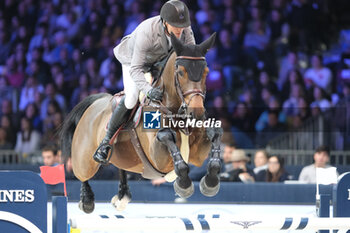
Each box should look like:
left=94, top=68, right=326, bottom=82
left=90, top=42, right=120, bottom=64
left=199, top=32, right=216, bottom=55
left=170, top=32, right=184, bottom=55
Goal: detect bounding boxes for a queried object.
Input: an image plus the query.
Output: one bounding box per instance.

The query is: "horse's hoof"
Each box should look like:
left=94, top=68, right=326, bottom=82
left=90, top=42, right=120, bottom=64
left=173, top=180, right=194, bottom=198
left=208, top=158, right=221, bottom=176
left=111, top=195, right=131, bottom=211
left=199, top=176, right=220, bottom=197
left=78, top=200, right=95, bottom=214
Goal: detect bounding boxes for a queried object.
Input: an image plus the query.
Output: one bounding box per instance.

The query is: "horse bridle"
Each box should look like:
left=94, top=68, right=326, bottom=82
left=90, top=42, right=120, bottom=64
left=174, top=56, right=206, bottom=118
left=148, top=55, right=207, bottom=135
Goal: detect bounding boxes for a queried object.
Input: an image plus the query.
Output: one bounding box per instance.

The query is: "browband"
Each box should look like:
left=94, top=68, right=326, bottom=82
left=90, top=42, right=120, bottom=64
left=176, top=56, right=206, bottom=60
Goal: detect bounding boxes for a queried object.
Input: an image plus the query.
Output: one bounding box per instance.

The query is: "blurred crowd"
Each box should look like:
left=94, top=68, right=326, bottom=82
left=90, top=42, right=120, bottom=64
left=219, top=144, right=336, bottom=183
left=1, top=0, right=350, bottom=158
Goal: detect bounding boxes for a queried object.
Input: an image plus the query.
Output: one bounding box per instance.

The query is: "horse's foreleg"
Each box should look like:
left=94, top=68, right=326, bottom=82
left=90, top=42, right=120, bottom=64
left=79, top=181, right=95, bottom=214
left=111, top=169, right=131, bottom=211
left=156, top=128, right=194, bottom=198
left=200, top=127, right=223, bottom=197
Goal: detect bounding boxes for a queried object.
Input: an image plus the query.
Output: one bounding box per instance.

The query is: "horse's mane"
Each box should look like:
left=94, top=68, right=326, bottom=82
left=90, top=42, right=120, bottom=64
left=154, top=52, right=177, bottom=92
left=59, top=93, right=109, bottom=159
left=152, top=51, right=176, bottom=88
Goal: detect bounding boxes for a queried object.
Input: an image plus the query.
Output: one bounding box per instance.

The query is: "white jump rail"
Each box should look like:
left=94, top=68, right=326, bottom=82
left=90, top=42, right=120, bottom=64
left=70, top=215, right=350, bottom=232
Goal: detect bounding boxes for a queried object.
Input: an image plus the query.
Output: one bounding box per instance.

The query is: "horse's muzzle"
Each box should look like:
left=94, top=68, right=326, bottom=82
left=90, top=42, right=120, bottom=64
left=188, top=108, right=206, bottom=121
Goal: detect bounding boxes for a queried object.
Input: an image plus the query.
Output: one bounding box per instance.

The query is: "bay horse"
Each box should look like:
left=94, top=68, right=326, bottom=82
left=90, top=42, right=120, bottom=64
left=60, top=32, right=222, bottom=213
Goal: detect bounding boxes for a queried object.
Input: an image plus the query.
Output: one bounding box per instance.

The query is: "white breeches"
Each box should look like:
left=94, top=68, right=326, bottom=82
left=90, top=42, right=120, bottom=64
left=122, top=65, right=140, bottom=109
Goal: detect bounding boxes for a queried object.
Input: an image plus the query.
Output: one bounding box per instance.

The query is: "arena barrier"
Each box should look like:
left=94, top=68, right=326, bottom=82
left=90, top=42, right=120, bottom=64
left=0, top=171, right=67, bottom=233
left=1, top=171, right=350, bottom=232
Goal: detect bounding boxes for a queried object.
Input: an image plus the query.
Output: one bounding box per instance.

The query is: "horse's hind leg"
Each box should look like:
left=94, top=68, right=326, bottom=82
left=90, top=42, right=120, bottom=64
left=111, top=169, right=132, bottom=211
left=79, top=181, right=95, bottom=214
left=200, top=127, right=223, bottom=197
left=157, top=128, right=194, bottom=198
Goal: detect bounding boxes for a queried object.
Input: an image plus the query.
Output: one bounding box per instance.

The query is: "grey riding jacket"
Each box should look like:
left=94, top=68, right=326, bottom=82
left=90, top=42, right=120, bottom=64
left=114, top=15, right=196, bottom=95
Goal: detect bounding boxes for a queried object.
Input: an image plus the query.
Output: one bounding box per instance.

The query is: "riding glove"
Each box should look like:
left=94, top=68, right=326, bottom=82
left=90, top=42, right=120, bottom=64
left=147, top=87, right=163, bottom=101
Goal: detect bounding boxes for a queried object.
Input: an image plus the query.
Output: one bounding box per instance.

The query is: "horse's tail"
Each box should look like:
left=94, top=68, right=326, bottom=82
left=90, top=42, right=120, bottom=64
left=59, top=93, right=110, bottom=158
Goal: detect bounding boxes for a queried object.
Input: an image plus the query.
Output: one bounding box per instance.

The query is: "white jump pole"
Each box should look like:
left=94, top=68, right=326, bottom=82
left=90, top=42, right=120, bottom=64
left=70, top=215, right=350, bottom=232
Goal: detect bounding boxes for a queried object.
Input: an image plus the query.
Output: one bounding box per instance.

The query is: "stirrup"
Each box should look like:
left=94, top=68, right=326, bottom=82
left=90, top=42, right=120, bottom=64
left=93, top=142, right=113, bottom=165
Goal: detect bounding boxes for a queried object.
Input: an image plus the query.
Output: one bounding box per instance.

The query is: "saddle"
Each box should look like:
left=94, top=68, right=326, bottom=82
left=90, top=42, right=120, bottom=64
left=109, top=91, right=143, bottom=131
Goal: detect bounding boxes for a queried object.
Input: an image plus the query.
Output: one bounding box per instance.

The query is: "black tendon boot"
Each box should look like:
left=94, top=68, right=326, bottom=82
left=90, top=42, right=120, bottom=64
left=93, top=97, right=132, bottom=164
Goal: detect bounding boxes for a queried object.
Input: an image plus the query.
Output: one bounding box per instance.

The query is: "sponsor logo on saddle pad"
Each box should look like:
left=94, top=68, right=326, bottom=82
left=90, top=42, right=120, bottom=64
left=143, top=110, right=161, bottom=129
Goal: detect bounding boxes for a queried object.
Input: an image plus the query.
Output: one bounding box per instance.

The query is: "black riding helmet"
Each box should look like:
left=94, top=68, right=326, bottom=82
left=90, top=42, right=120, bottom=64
left=160, top=0, right=190, bottom=28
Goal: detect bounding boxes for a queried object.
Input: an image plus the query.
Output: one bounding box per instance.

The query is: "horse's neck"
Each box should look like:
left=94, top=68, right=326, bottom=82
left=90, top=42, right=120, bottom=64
left=160, top=53, right=181, bottom=108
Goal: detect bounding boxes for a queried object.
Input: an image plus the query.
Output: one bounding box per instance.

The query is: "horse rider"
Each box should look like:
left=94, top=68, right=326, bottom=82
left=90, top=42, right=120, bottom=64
left=93, top=0, right=196, bottom=164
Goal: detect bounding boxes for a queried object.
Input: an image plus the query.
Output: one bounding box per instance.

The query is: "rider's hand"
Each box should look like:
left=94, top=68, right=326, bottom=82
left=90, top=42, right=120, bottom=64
left=147, top=87, right=163, bottom=101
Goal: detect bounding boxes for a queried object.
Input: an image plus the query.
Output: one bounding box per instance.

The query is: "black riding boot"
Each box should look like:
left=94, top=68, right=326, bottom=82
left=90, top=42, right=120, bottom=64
left=93, top=97, right=132, bottom=164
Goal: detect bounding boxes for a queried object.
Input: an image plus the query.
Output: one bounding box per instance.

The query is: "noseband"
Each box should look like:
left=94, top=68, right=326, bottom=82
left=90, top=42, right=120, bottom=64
left=174, top=56, right=206, bottom=117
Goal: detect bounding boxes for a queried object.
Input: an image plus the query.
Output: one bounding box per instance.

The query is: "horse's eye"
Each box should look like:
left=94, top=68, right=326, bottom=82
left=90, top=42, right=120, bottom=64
left=178, top=70, right=184, bottom=76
